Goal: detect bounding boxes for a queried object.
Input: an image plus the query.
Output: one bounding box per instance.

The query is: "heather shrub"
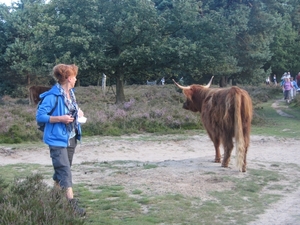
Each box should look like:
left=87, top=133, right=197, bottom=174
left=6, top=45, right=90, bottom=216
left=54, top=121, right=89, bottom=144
left=0, top=83, right=283, bottom=143
left=0, top=174, right=84, bottom=225
left=243, top=85, right=282, bottom=105
left=74, top=85, right=201, bottom=136
left=294, top=93, right=300, bottom=107
left=0, top=104, right=42, bottom=143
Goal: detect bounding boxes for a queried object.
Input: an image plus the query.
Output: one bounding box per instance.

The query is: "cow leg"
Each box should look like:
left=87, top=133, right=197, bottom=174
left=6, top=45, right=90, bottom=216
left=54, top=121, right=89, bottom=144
left=242, top=136, right=250, bottom=172
left=221, top=137, right=234, bottom=168
left=209, top=136, right=221, bottom=163
left=213, top=141, right=221, bottom=163
left=207, top=131, right=221, bottom=163
left=242, top=148, right=248, bottom=172
left=242, top=127, right=250, bottom=172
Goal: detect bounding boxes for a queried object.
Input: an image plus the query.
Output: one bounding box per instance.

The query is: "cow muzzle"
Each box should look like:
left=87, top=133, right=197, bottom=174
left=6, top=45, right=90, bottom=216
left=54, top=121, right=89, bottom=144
left=183, top=102, right=189, bottom=110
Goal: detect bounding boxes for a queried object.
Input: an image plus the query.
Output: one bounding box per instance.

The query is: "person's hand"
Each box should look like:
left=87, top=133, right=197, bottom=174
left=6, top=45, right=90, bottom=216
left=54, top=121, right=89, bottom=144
left=61, top=115, right=74, bottom=124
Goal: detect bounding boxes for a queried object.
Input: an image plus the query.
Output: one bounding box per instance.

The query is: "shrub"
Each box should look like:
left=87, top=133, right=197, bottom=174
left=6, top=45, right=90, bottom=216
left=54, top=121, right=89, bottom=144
left=0, top=174, right=84, bottom=224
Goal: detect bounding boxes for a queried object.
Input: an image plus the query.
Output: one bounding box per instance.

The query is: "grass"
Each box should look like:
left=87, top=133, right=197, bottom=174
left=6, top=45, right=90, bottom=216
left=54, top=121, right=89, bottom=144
left=1, top=161, right=299, bottom=225
left=0, top=163, right=52, bottom=181
left=251, top=93, right=300, bottom=138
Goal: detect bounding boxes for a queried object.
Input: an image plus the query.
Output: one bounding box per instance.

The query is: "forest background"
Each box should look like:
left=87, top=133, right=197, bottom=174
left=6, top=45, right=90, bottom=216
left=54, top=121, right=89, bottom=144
left=1, top=0, right=300, bottom=103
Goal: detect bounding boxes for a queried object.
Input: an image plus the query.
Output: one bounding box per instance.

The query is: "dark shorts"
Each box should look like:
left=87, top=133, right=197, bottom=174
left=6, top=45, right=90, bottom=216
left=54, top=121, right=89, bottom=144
left=67, top=137, right=77, bottom=166
left=49, top=137, right=77, bottom=188
left=284, top=90, right=291, bottom=100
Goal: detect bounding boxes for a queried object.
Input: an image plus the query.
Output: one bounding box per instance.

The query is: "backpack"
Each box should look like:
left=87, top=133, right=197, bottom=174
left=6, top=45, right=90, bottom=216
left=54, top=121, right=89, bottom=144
left=37, top=95, right=58, bottom=132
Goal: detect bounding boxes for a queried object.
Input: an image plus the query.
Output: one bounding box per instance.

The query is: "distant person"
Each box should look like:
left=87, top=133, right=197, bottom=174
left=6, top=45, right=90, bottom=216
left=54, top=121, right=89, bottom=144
left=280, top=73, right=287, bottom=92
left=265, top=77, right=270, bottom=85
left=282, top=77, right=293, bottom=103
left=179, top=77, right=184, bottom=85
left=273, top=74, right=277, bottom=86
left=296, top=72, right=300, bottom=87
left=290, top=77, right=299, bottom=100
left=281, top=72, right=287, bottom=81
left=161, top=77, right=165, bottom=85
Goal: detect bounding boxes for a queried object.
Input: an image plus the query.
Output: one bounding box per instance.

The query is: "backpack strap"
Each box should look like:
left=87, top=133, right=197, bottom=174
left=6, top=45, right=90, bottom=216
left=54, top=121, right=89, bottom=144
left=37, top=95, right=58, bottom=115
left=49, top=95, right=58, bottom=116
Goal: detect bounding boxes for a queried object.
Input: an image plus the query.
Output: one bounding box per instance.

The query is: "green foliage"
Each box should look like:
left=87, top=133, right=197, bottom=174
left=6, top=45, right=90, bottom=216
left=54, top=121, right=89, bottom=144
left=1, top=0, right=300, bottom=101
left=252, top=92, right=300, bottom=137
left=0, top=174, right=84, bottom=225
left=143, top=163, right=158, bottom=169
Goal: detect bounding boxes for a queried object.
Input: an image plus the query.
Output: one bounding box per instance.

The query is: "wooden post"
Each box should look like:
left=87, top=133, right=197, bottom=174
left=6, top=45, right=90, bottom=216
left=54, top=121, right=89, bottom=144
left=102, top=73, right=107, bottom=95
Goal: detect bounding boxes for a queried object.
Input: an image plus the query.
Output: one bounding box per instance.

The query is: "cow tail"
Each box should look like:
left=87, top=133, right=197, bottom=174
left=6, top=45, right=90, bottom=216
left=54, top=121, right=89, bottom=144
left=234, top=92, right=245, bottom=172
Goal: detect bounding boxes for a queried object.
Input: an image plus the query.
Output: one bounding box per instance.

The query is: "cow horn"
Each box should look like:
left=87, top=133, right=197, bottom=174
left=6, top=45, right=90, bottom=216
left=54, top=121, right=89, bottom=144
left=203, top=76, right=214, bottom=88
left=172, top=79, right=191, bottom=90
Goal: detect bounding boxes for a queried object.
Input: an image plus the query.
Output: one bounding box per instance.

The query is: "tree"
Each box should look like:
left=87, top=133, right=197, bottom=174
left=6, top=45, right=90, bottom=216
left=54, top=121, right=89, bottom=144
left=1, top=0, right=52, bottom=90
left=268, top=0, right=300, bottom=76
left=41, top=0, right=161, bottom=103
left=1, top=0, right=299, bottom=97
left=198, top=0, right=282, bottom=86
left=94, top=0, right=162, bottom=103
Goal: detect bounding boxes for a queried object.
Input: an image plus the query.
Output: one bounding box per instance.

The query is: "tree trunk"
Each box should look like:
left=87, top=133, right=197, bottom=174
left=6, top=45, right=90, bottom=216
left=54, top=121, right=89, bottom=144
left=219, top=76, right=228, bottom=87
left=232, top=77, right=237, bottom=86
left=27, top=74, right=31, bottom=85
left=115, top=74, right=125, bottom=103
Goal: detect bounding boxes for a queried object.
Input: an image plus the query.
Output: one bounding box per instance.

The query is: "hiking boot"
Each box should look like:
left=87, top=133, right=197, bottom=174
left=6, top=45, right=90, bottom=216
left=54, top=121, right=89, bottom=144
left=69, top=198, right=86, bottom=217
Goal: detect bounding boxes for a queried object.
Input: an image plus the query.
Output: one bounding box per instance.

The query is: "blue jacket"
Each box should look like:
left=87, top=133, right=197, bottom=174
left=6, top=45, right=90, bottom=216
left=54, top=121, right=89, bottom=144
left=36, top=85, right=82, bottom=147
left=292, top=80, right=299, bottom=89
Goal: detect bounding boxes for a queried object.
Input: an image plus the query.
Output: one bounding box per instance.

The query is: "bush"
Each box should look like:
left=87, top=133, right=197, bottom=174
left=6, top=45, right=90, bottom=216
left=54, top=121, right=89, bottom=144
left=0, top=174, right=84, bottom=224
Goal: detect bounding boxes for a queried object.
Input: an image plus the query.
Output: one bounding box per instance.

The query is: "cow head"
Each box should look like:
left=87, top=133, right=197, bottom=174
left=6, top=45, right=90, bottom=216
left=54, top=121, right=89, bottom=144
left=173, top=76, right=214, bottom=112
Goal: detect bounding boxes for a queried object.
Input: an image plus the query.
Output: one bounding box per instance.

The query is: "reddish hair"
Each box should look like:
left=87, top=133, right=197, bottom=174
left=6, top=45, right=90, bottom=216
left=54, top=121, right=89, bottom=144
left=53, top=64, right=78, bottom=84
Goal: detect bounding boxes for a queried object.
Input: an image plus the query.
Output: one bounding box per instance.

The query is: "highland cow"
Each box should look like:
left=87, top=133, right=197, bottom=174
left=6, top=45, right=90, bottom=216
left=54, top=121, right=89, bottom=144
left=173, top=77, right=253, bottom=172
left=29, top=86, right=51, bottom=105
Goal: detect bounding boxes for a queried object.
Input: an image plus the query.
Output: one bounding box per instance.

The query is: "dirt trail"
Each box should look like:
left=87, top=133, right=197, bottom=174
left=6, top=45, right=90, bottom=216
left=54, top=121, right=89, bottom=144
left=271, top=99, right=294, bottom=118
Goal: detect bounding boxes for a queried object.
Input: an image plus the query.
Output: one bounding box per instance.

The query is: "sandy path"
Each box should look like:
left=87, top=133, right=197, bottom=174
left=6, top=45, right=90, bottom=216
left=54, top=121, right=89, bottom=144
left=0, top=135, right=298, bottom=165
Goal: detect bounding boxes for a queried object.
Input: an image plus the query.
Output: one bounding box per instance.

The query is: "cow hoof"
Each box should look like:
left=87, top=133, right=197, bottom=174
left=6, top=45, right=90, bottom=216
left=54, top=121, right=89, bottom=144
left=214, top=158, right=221, bottom=163
left=221, top=164, right=228, bottom=168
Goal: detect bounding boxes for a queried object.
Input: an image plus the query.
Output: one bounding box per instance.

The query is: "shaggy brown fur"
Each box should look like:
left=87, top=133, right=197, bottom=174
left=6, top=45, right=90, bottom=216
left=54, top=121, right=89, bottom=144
left=175, top=79, right=253, bottom=172
left=28, top=86, right=51, bottom=105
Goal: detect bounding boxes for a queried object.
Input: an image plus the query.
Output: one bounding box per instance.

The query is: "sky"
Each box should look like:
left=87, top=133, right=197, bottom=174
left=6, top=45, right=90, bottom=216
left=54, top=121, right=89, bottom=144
left=0, top=0, right=50, bottom=5
left=0, top=0, right=12, bottom=5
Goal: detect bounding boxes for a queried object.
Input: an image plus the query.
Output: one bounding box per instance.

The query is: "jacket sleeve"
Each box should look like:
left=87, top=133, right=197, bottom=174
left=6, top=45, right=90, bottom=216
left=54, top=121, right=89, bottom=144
left=36, top=95, right=57, bottom=123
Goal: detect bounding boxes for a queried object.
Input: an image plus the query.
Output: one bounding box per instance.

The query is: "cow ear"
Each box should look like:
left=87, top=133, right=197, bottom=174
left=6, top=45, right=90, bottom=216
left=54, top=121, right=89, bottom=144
left=183, top=89, right=193, bottom=99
